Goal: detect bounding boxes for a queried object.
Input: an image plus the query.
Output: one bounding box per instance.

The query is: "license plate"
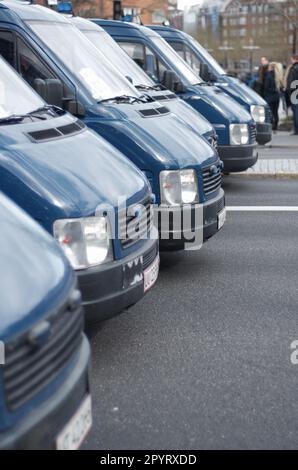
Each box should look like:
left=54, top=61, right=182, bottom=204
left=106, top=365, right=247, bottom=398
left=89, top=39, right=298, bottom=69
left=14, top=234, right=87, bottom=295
left=144, top=255, right=159, bottom=293
left=218, top=208, right=226, bottom=230
left=123, top=255, right=143, bottom=290
left=56, top=395, right=92, bottom=450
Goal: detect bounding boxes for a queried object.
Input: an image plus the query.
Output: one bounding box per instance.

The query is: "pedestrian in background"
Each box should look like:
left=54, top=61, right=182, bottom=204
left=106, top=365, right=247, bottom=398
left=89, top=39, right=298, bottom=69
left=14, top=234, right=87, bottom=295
left=253, top=56, right=269, bottom=96
left=286, top=55, right=298, bottom=135
left=263, top=62, right=283, bottom=132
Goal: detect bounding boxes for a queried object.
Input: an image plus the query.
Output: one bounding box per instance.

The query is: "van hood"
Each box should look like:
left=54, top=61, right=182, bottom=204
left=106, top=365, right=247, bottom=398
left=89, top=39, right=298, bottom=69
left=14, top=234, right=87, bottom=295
left=192, top=84, right=253, bottom=123
left=219, top=76, right=267, bottom=107
left=0, top=116, right=148, bottom=232
left=90, top=102, right=217, bottom=172
left=148, top=90, right=214, bottom=137
left=0, top=193, right=73, bottom=341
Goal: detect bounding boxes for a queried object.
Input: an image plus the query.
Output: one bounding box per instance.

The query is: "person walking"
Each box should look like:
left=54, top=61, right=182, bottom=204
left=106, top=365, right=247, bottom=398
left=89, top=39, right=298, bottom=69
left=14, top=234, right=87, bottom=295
left=286, top=55, right=298, bottom=135
left=263, top=62, right=282, bottom=132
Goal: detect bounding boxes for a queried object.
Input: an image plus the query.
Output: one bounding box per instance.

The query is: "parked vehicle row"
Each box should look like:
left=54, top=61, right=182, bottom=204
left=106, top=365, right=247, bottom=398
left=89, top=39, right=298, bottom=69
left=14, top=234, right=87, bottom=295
left=149, top=26, right=272, bottom=146
left=96, top=20, right=259, bottom=173
left=0, top=0, right=270, bottom=450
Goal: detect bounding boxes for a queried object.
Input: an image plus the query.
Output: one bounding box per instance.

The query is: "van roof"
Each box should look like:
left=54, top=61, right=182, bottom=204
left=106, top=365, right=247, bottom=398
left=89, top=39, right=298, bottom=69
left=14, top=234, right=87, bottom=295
left=149, top=25, right=190, bottom=40
left=71, top=16, right=102, bottom=31
left=92, top=19, right=160, bottom=38
left=1, top=0, right=69, bottom=23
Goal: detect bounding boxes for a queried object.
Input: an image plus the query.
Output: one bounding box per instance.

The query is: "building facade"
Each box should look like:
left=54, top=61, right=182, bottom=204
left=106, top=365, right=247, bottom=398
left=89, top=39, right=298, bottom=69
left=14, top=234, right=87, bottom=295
left=69, top=0, right=172, bottom=24
left=184, top=0, right=298, bottom=72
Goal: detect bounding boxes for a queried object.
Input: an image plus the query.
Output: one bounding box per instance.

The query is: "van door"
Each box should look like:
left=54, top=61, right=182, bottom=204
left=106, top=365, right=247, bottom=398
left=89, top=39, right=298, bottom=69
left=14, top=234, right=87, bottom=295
left=0, top=28, right=77, bottom=112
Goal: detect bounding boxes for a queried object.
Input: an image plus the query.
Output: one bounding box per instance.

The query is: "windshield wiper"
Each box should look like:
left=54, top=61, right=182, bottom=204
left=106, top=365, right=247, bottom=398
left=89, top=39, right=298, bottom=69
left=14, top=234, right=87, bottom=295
left=136, top=84, right=165, bottom=91
left=31, top=104, right=62, bottom=115
left=0, top=114, right=25, bottom=125
left=0, top=109, right=48, bottom=125
left=99, top=94, right=150, bottom=104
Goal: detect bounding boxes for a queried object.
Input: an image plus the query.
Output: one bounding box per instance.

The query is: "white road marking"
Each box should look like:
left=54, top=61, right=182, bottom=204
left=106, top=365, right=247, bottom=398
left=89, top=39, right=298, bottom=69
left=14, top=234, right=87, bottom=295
left=227, top=206, right=298, bottom=211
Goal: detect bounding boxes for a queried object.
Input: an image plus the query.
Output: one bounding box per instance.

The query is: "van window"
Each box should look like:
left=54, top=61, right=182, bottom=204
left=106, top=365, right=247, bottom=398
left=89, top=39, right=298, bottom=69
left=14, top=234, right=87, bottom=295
left=80, top=29, right=153, bottom=87
left=169, top=41, right=184, bottom=60
left=186, top=36, right=225, bottom=76
left=150, top=36, right=201, bottom=85
left=0, top=31, right=15, bottom=66
left=120, top=42, right=145, bottom=69
left=169, top=41, right=202, bottom=76
left=119, top=41, right=166, bottom=83
left=27, top=21, right=139, bottom=101
left=0, top=55, right=44, bottom=119
left=17, top=38, right=54, bottom=87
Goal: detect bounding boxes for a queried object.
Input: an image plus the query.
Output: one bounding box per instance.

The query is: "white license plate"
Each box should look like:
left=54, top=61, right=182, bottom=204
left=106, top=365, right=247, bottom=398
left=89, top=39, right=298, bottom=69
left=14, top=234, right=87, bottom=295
left=218, top=208, right=226, bottom=230
left=144, top=254, right=159, bottom=293
left=56, top=395, right=92, bottom=450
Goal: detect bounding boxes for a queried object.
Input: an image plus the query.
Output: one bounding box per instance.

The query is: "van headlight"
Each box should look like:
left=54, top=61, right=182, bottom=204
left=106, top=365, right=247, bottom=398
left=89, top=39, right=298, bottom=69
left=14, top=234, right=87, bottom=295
left=53, top=216, right=113, bottom=270
left=160, top=169, right=199, bottom=205
left=250, top=105, right=265, bottom=123
left=229, top=124, right=249, bottom=145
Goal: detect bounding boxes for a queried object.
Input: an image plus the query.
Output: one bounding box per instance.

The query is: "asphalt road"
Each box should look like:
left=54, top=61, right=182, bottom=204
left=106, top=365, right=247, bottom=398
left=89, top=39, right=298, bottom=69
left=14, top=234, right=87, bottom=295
left=84, top=176, right=298, bottom=450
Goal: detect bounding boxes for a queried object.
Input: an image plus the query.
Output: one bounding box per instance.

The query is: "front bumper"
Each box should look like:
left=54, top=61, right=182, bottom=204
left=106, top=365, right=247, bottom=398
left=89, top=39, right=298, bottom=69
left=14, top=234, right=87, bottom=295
left=0, top=335, right=90, bottom=450
left=159, top=188, right=225, bottom=251
left=78, top=236, right=159, bottom=322
left=218, top=143, right=258, bottom=172
left=256, top=122, right=272, bottom=145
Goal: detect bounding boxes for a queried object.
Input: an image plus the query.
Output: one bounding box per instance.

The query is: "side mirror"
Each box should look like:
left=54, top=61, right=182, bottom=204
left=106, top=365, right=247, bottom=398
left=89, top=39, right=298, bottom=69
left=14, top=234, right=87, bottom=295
left=200, top=63, right=211, bottom=82
left=162, top=70, right=176, bottom=91
left=33, top=78, right=63, bottom=108
left=162, top=70, right=186, bottom=94
left=66, top=100, right=86, bottom=118
left=175, top=81, right=187, bottom=93
left=209, top=71, right=217, bottom=82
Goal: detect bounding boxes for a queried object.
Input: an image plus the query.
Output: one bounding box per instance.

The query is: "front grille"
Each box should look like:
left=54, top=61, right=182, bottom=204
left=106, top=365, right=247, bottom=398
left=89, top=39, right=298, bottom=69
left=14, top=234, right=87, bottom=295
left=142, top=242, right=158, bottom=270
left=202, top=161, right=222, bottom=196
left=119, top=196, right=153, bottom=249
left=3, top=298, right=83, bottom=411
left=265, top=106, right=272, bottom=123
left=249, top=124, right=257, bottom=143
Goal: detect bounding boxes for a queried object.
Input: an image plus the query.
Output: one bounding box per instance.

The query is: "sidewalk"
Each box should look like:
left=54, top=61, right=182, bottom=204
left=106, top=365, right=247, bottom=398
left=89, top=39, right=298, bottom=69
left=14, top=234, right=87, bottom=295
left=264, top=131, right=298, bottom=149
left=235, top=131, right=298, bottom=176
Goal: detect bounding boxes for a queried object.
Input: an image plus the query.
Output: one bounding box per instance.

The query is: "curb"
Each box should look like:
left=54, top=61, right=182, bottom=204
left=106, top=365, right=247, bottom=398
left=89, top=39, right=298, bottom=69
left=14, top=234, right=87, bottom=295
left=233, top=159, right=298, bottom=177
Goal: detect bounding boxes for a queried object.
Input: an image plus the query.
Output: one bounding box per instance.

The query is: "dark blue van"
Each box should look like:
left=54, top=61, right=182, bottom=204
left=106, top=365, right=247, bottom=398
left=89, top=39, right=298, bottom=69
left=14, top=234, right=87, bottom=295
left=0, top=52, right=159, bottom=321
left=0, top=2, right=225, bottom=251
left=98, top=19, right=258, bottom=173
left=71, top=16, right=218, bottom=148
left=149, top=26, right=272, bottom=146
left=0, top=192, right=91, bottom=449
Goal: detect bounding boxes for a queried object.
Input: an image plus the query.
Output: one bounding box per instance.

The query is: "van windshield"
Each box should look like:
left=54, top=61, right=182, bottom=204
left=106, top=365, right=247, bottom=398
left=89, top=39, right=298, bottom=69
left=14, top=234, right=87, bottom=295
left=188, top=36, right=226, bottom=76
left=27, top=21, right=140, bottom=101
left=80, top=28, right=153, bottom=88
left=150, top=36, right=202, bottom=86
left=0, top=56, right=44, bottom=118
